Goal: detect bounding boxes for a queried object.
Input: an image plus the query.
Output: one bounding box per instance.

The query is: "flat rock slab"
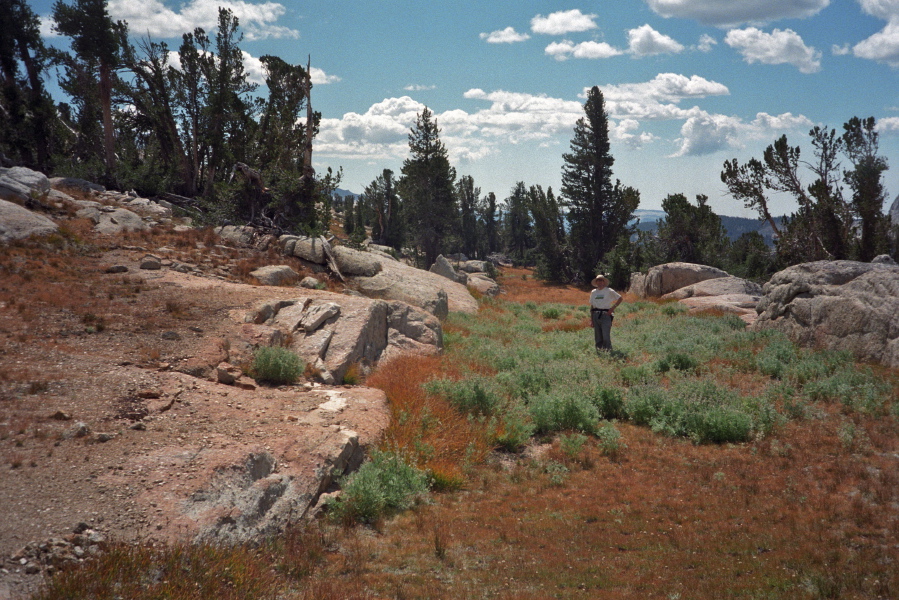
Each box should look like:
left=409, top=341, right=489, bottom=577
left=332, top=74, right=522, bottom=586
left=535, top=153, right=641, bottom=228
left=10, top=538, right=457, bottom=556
left=0, top=199, right=58, bottom=242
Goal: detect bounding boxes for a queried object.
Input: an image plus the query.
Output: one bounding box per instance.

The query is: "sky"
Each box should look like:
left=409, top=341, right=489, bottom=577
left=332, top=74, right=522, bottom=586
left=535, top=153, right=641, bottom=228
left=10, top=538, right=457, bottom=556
left=31, top=0, right=899, bottom=217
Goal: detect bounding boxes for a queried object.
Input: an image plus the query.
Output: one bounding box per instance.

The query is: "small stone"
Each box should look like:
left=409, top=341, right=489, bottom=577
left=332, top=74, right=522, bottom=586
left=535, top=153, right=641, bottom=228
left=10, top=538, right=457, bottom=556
left=24, top=562, right=40, bottom=574
left=130, top=422, right=146, bottom=431
left=95, top=432, right=115, bottom=443
left=139, top=255, right=162, bottom=270
left=104, top=265, right=128, bottom=274
left=51, top=410, right=72, bottom=421
left=161, top=331, right=181, bottom=341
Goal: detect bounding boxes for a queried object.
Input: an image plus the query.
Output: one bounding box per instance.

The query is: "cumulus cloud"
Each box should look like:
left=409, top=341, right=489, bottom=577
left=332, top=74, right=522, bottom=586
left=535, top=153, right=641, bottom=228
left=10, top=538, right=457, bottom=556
left=545, top=40, right=623, bottom=60
left=832, top=43, right=852, bottom=55
left=311, top=67, right=340, bottom=85
left=600, top=73, right=730, bottom=105
left=644, top=0, right=830, bottom=27
left=878, top=116, right=899, bottom=133
left=97, top=0, right=299, bottom=40
left=697, top=34, right=717, bottom=52
left=724, top=27, right=822, bottom=73
left=480, top=26, right=530, bottom=44
left=404, top=84, right=437, bottom=91
left=627, top=24, right=685, bottom=56
left=531, top=9, right=598, bottom=35
left=852, top=1, right=899, bottom=67
left=672, top=110, right=813, bottom=156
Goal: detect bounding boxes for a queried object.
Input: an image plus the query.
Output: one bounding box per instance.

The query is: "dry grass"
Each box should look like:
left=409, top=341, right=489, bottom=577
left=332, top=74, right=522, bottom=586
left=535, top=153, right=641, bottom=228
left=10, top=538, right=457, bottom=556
left=366, top=355, right=492, bottom=488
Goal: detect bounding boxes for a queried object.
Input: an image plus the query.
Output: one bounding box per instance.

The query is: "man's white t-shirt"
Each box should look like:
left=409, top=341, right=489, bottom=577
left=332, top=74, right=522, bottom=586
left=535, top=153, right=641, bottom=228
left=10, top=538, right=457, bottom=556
left=590, top=287, right=621, bottom=310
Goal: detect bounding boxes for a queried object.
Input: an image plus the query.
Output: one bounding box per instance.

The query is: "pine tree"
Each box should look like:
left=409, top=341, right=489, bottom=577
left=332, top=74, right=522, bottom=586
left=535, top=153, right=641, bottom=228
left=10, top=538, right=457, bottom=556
left=657, top=193, right=729, bottom=267
left=398, top=107, right=457, bottom=267
left=456, top=175, right=480, bottom=258
left=530, top=185, right=570, bottom=282
left=52, top=0, right=126, bottom=179
left=561, top=86, right=638, bottom=282
left=505, top=182, right=532, bottom=264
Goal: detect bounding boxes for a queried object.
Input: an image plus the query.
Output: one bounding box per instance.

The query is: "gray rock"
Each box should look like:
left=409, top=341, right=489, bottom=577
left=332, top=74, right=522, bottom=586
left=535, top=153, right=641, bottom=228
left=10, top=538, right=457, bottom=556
left=889, top=192, right=899, bottom=225
left=0, top=167, right=50, bottom=203
left=352, top=259, right=476, bottom=319
left=92, top=207, right=149, bottom=235
left=104, top=265, right=128, bottom=274
left=300, top=276, right=321, bottom=289
left=429, top=254, right=468, bottom=285
left=632, top=262, right=729, bottom=298
left=215, top=225, right=255, bottom=246
left=298, top=302, right=341, bottom=332
left=458, top=260, right=491, bottom=273
left=872, top=254, right=897, bottom=265
left=382, top=301, right=443, bottom=362
left=467, top=273, right=500, bottom=297
left=140, top=255, right=162, bottom=270
left=662, top=276, right=762, bottom=300
left=249, top=265, right=299, bottom=286
left=752, top=260, right=899, bottom=368
left=331, top=245, right=383, bottom=277
left=49, top=176, right=105, bottom=194
left=291, top=236, right=326, bottom=263
left=0, top=199, right=59, bottom=242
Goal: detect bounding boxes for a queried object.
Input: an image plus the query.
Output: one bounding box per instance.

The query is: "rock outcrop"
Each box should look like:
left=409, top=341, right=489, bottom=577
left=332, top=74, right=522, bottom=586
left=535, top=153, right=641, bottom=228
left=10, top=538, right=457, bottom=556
left=0, top=167, right=51, bottom=204
left=752, top=260, right=899, bottom=367
left=629, top=262, right=729, bottom=298
left=0, top=199, right=59, bottom=242
left=430, top=254, right=468, bottom=285
left=350, top=258, right=478, bottom=319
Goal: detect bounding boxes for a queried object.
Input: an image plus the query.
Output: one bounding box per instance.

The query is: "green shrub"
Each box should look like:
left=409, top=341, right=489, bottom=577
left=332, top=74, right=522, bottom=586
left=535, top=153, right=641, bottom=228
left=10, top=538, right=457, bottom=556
left=493, top=405, right=536, bottom=452
left=803, top=368, right=892, bottom=414
left=530, top=389, right=599, bottom=435
left=559, top=432, right=588, bottom=459
left=327, top=451, right=430, bottom=525
left=542, top=307, right=562, bottom=319
left=619, top=364, right=653, bottom=386
left=251, top=346, right=304, bottom=385
left=661, top=303, right=688, bottom=316
left=423, top=376, right=503, bottom=415
left=592, top=387, right=626, bottom=420
left=596, top=421, right=624, bottom=456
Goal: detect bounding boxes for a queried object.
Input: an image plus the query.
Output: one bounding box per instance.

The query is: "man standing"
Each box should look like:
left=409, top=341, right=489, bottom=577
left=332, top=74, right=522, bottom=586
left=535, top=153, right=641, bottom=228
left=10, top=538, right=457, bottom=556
left=589, top=274, right=622, bottom=352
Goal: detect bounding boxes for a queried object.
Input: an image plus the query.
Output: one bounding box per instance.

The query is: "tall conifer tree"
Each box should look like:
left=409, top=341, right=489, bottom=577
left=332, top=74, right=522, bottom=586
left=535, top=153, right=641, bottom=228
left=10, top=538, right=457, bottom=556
left=561, top=86, right=638, bottom=282
left=398, top=108, right=456, bottom=267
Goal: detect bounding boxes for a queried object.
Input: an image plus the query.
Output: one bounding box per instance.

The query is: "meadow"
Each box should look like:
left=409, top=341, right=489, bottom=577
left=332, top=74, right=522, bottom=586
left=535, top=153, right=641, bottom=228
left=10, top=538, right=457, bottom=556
left=36, top=268, right=899, bottom=600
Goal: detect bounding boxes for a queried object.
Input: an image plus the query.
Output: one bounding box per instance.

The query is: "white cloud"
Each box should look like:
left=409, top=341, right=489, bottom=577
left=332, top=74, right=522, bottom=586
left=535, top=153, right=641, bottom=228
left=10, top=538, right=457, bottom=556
left=311, top=67, right=340, bottom=85
left=100, top=0, right=298, bottom=40
left=673, top=110, right=813, bottom=156
left=627, top=24, right=685, bottom=56
left=878, top=116, right=899, bottom=133
left=241, top=51, right=265, bottom=85
left=545, top=40, right=623, bottom=60
left=612, top=118, right=657, bottom=148
left=697, top=34, right=717, bottom=52
left=531, top=10, right=598, bottom=35
left=724, top=27, right=822, bottom=73
left=644, top=0, right=830, bottom=27
left=852, top=0, right=899, bottom=67
left=404, top=84, right=437, bottom=91
left=480, top=26, right=530, bottom=44
left=600, top=73, right=730, bottom=105
left=832, top=43, right=852, bottom=55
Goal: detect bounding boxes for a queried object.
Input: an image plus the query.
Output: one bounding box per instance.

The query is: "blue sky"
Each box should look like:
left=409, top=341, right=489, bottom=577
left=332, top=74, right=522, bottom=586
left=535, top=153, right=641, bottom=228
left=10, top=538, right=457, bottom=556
left=33, top=0, right=899, bottom=217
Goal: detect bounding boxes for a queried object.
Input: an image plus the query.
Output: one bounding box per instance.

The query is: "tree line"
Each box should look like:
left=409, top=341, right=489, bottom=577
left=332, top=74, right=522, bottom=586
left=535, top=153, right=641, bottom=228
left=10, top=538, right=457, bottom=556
left=2, top=0, right=895, bottom=282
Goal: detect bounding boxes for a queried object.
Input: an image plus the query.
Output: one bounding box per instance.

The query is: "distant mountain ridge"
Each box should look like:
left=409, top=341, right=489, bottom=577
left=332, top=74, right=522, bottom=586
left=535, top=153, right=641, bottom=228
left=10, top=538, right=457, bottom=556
left=631, top=209, right=780, bottom=245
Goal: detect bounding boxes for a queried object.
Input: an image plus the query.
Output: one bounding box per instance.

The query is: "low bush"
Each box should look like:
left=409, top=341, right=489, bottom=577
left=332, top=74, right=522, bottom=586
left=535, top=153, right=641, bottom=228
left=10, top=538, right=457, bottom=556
left=423, top=376, right=503, bottom=415
left=596, top=421, right=624, bottom=457
left=328, top=451, right=430, bottom=525
left=492, top=405, right=535, bottom=452
left=530, top=389, right=599, bottom=435
left=251, top=346, right=304, bottom=385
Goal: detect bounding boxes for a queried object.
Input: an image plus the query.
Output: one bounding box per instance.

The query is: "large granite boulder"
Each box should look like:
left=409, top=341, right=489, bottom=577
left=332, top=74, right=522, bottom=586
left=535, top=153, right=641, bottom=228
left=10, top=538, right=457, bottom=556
left=0, top=199, right=59, bottom=242
left=467, top=273, right=501, bottom=297
left=662, top=276, right=762, bottom=300
left=350, top=258, right=478, bottom=319
left=249, top=265, right=299, bottom=286
left=49, top=176, right=105, bottom=195
left=77, top=205, right=148, bottom=234
left=752, top=260, right=899, bottom=368
left=889, top=193, right=899, bottom=226
left=332, top=245, right=382, bottom=277
left=0, top=167, right=50, bottom=204
left=630, top=262, right=729, bottom=298
left=430, top=254, right=468, bottom=285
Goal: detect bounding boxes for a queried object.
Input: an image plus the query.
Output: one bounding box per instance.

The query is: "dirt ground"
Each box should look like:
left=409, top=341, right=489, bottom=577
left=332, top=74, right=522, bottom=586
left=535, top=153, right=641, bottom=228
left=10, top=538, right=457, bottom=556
left=0, top=226, right=390, bottom=599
